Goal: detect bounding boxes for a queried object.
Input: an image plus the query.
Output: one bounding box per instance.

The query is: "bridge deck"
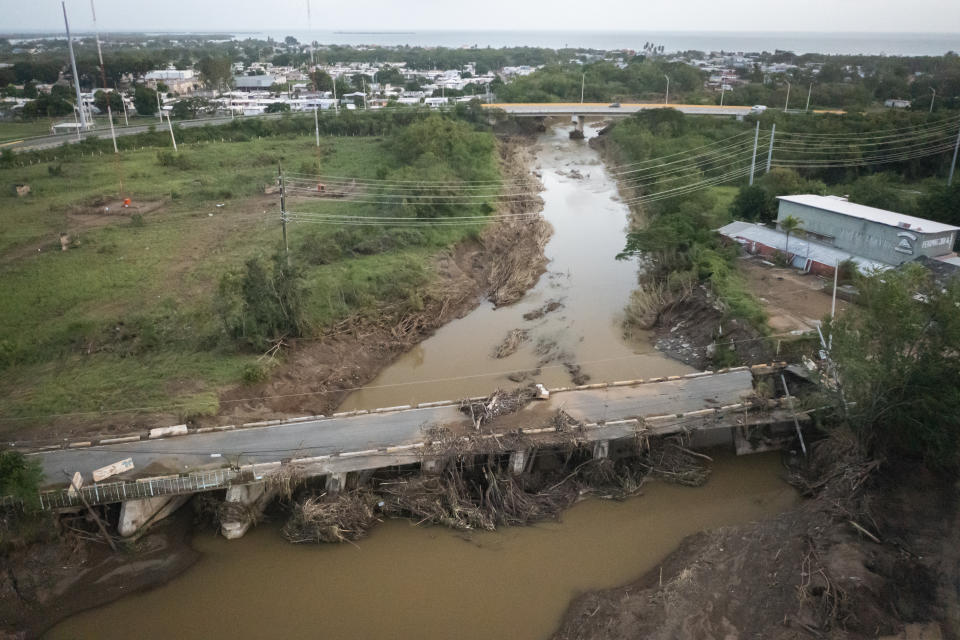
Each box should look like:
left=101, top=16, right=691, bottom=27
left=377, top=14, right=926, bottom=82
left=33, top=369, right=756, bottom=489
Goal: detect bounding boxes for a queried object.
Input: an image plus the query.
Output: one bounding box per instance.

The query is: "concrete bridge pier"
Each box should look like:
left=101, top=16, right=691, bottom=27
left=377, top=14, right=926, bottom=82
left=220, top=481, right=278, bottom=540
left=421, top=457, right=446, bottom=475
left=326, top=472, right=348, bottom=497
left=118, top=494, right=190, bottom=538
left=509, top=449, right=529, bottom=475
left=569, top=115, right=586, bottom=139
left=592, top=440, right=610, bottom=460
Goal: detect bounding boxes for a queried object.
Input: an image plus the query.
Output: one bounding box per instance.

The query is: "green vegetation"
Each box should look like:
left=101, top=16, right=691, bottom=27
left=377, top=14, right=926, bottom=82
left=826, top=264, right=960, bottom=469
left=0, top=451, right=42, bottom=507
left=0, top=110, right=501, bottom=430
left=497, top=59, right=703, bottom=103
left=612, top=110, right=767, bottom=331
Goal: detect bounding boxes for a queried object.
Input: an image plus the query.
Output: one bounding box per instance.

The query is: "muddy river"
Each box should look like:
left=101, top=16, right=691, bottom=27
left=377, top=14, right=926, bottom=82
left=47, top=124, right=794, bottom=639
left=341, top=124, right=691, bottom=411
left=48, top=452, right=796, bottom=640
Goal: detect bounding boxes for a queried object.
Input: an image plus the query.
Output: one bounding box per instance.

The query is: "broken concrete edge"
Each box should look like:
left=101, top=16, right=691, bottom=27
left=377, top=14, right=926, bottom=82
left=21, top=364, right=790, bottom=452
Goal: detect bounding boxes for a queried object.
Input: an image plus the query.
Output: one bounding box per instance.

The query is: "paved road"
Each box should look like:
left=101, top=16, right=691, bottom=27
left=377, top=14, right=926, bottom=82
left=35, top=370, right=753, bottom=485
left=485, top=102, right=756, bottom=117
left=4, top=112, right=289, bottom=152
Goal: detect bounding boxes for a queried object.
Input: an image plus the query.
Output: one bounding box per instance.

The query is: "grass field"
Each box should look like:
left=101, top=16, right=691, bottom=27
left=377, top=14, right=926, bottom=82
left=0, top=119, right=498, bottom=432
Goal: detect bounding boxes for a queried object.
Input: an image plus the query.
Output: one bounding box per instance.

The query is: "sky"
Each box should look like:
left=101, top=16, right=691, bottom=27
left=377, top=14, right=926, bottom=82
left=1, top=0, right=959, bottom=34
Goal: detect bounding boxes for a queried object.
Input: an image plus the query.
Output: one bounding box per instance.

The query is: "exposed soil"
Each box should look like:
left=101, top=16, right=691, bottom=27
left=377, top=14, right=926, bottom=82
left=1, top=198, right=167, bottom=265
left=652, top=285, right=773, bottom=369
left=552, top=458, right=960, bottom=640
left=739, top=256, right=849, bottom=333
left=0, top=507, right=199, bottom=639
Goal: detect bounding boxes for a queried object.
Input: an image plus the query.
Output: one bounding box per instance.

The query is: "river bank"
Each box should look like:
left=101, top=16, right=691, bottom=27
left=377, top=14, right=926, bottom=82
left=553, top=449, right=960, bottom=640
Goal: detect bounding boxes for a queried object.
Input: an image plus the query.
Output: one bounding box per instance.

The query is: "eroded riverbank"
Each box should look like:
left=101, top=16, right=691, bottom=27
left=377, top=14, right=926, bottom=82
left=47, top=452, right=797, bottom=640
left=340, top=124, right=690, bottom=411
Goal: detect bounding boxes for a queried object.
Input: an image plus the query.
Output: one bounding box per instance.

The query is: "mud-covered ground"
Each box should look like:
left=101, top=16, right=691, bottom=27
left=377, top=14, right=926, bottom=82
left=553, top=459, right=959, bottom=640
left=0, top=507, right=199, bottom=639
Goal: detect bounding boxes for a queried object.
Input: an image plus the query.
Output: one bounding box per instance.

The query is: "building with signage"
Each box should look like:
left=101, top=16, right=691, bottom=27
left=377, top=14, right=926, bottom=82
left=775, top=195, right=959, bottom=266
left=717, top=194, right=959, bottom=276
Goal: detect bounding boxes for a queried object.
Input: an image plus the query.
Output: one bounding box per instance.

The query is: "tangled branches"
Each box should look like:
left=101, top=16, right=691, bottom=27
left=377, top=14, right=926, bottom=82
left=282, top=494, right=380, bottom=544
left=459, top=386, right=536, bottom=430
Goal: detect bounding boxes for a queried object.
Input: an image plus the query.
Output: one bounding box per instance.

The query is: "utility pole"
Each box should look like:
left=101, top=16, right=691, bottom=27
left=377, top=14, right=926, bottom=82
left=118, top=82, right=129, bottom=126
left=156, top=89, right=163, bottom=122
left=765, top=123, right=776, bottom=173
left=720, top=82, right=726, bottom=106
left=663, top=74, right=670, bottom=105
left=165, top=112, right=177, bottom=152
left=748, top=121, right=760, bottom=186
left=278, top=165, right=290, bottom=265
left=948, top=122, right=960, bottom=186
left=805, top=82, right=813, bottom=112
left=332, top=76, right=339, bottom=114
left=783, top=80, right=791, bottom=112
left=580, top=73, right=585, bottom=104
left=362, top=76, right=367, bottom=109
left=90, top=0, right=118, bottom=153
left=62, top=1, right=87, bottom=130
left=314, top=107, right=320, bottom=146
left=929, top=88, right=936, bottom=113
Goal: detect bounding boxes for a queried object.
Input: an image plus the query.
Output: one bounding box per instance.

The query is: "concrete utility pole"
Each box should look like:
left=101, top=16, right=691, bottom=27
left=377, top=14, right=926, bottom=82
left=805, top=82, right=813, bottom=112
left=749, top=121, right=760, bottom=186
left=279, top=166, right=290, bottom=265
left=949, top=122, right=960, bottom=186
left=580, top=73, right=585, bottom=104
left=314, top=107, right=320, bottom=146
left=929, top=88, right=936, bottom=113
left=62, top=1, right=87, bottom=130
left=664, top=75, right=670, bottom=105
left=156, top=89, right=163, bottom=121
left=783, top=81, right=791, bottom=112
left=90, top=0, right=118, bottom=153
left=765, top=123, right=776, bottom=173
left=165, top=112, right=177, bottom=152
left=720, top=82, right=726, bottom=106
left=332, top=76, right=339, bottom=114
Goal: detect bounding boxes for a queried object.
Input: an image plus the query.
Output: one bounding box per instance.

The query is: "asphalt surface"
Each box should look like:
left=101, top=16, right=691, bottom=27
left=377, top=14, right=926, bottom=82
left=35, top=370, right=753, bottom=484
left=486, top=102, right=755, bottom=116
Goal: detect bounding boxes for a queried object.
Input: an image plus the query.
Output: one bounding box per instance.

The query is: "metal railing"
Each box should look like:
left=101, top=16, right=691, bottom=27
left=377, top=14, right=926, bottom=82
left=31, top=467, right=256, bottom=510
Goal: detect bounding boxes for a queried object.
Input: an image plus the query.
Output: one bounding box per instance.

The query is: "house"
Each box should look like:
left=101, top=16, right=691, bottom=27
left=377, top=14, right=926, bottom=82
left=884, top=99, right=912, bottom=109
left=233, top=75, right=281, bottom=90
left=776, top=195, right=959, bottom=266
left=145, top=68, right=197, bottom=94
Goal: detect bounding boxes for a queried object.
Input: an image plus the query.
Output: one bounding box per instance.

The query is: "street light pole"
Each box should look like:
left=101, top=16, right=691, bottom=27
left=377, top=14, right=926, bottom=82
left=805, top=82, right=813, bottom=112
left=664, top=75, right=670, bottom=105
left=784, top=81, right=791, bottom=112
left=580, top=73, right=585, bottom=104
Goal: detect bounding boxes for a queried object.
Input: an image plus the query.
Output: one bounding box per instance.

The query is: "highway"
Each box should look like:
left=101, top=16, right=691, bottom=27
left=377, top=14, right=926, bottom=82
left=2, top=112, right=289, bottom=152
left=34, top=370, right=754, bottom=486
left=485, top=102, right=757, bottom=116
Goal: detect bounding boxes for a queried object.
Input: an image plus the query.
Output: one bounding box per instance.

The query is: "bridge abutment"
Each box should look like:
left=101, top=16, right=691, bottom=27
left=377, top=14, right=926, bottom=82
left=118, top=494, right=190, bottom=538
left=592, top=440, right=610, bottom=460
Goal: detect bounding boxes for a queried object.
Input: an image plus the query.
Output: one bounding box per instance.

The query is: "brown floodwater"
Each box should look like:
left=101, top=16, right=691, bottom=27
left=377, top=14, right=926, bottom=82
left=340, top=124, right=691, bottom=411
left=48, top=452, right=797, bottom=640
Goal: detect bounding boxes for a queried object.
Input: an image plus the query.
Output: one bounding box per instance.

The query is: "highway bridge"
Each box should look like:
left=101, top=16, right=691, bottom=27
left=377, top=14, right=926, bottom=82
left=484, top=102, right=757, bottom=117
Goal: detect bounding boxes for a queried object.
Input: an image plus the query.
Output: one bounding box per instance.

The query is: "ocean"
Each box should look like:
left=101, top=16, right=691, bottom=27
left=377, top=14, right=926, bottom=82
left=238, top=30, right=960, bottom=56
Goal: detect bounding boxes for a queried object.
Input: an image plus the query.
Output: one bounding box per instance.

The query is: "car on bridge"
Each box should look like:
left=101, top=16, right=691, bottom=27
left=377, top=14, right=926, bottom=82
left=609, top=102, right=621, bottom=108
left=750, top=105, right=768, bottom=114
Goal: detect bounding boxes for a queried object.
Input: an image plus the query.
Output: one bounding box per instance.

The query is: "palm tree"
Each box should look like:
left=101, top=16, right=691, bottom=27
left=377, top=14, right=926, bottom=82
left=780, top=215, right=802, bottom=256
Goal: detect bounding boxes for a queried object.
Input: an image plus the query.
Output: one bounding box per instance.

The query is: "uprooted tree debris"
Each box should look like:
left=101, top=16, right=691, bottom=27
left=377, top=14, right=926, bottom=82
left=459, top=386, right=538, bottom=430
left=279, top=434, right=713, bottom=545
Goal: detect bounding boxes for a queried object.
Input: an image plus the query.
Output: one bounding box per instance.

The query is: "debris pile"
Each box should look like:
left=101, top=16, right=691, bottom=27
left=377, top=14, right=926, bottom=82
left=459, top=386, right=537, bottom=429
left=281, top=494, right=379, bottom=544
left=492, top=328, right=530, bottom=358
